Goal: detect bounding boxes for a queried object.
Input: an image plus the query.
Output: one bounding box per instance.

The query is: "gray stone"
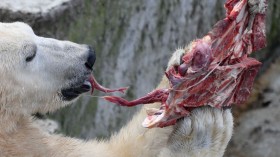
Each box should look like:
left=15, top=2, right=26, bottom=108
left=0, top=0, right=71, bottom=14
left=0, top=0, right=83, bottom=38
left=227, top=107, right=280, bottom=157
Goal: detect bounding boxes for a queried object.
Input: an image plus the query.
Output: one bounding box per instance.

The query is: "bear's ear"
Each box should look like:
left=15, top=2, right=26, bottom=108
left=20, top=41, right=37, bottom=63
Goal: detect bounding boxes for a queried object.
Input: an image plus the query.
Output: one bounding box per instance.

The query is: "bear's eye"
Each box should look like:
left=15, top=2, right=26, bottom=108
left=25, top=52, right=36, bottom=62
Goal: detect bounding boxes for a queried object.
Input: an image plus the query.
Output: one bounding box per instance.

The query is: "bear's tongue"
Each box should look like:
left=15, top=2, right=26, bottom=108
left=88, top=75, right=128, bottom=94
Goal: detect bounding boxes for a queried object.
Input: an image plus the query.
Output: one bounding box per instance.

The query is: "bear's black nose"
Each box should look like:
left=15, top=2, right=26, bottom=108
left=85, top=46, right=96, bottom=70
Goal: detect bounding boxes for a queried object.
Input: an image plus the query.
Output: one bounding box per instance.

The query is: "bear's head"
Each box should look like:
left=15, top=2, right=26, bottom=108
left=0, top=22, right=95, bottom=115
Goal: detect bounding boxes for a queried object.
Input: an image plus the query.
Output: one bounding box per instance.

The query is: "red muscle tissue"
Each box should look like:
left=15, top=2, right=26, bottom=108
left=93, top=0, right=268, bottom=128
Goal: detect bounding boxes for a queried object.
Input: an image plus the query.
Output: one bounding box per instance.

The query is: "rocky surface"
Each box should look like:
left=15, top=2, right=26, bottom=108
left=0, top=0, right=83, bottom=38
left=1, top=0, right=71, bottom=14
left=1, top=1, right=280, bottom=156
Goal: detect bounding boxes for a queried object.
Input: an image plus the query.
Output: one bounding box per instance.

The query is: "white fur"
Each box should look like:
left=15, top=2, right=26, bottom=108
left=0, top=22, right=233, bottom=157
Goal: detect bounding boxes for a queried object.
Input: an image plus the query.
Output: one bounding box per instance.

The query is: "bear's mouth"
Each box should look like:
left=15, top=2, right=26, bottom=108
left=61, top=76, right=93, bottom=101
left=61, top=75, right=128, bottom=101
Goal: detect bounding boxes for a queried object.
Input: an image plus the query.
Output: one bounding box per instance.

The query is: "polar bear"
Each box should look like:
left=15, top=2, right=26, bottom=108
left=0, top=22, right=233, bottom=157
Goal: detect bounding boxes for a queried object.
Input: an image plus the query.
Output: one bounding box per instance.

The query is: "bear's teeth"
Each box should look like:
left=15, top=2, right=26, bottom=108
left=83, top=80, right=92, bottom=88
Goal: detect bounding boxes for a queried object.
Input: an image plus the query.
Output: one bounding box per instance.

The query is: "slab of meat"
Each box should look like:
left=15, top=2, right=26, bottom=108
left=102, top=0, right=268, bottom=128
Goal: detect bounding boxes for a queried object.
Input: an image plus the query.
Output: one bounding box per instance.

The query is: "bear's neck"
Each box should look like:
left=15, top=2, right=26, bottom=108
left=0, top=108, right=29, bottom=134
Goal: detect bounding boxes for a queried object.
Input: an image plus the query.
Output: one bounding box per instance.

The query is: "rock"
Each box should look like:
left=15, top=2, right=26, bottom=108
left=1, top=0, right=70, bottom=14
left=227, top=105, right=280, bottom=157
left=0, top=0, right=83, bottom=38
